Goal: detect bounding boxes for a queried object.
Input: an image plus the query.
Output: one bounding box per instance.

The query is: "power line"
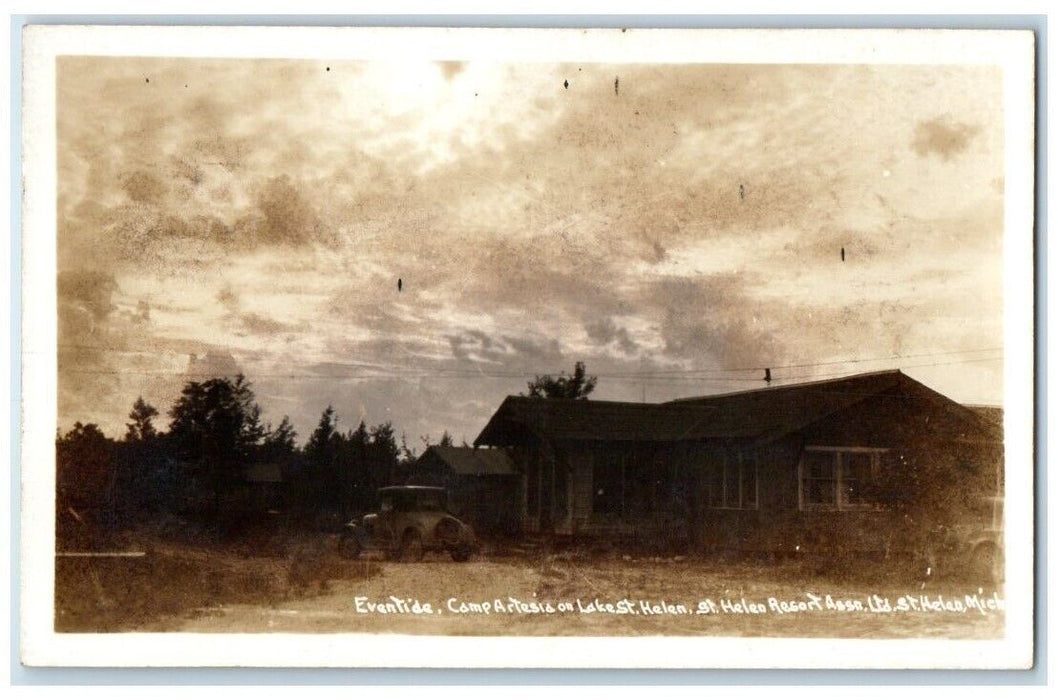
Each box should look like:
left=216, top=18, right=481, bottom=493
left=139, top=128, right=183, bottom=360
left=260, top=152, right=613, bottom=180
left=597, top=347, right=1005, bottom=376
left=59, top=353, right=1003, bottom=381
left=617, top=355, right=1005, bottom=383
left=57, top=342, right=1003, bottom=377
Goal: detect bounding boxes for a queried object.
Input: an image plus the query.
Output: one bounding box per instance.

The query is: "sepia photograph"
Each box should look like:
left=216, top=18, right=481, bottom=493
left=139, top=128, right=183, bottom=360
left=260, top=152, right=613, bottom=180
left=19, top=25, right=1036, bottom=668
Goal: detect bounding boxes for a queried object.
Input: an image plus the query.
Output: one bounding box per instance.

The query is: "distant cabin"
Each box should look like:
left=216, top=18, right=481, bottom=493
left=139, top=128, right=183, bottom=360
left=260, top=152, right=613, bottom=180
left=407, top=445, right=521, bottom=535
left=474, top=370, right=1003, bottom=555
left=241, top=462, right=284, bottom=512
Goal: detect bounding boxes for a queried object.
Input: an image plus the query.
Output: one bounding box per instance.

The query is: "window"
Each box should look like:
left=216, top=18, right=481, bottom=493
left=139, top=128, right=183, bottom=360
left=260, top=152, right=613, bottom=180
left=722, top=457, right=738, bottom=506
left=707, top=451, right=758, bottom=510
left=802, top=450, right=836, bottom=507
left=842, top=452, right=873, bottom=506
left=799, top=447, right=887, bottom=510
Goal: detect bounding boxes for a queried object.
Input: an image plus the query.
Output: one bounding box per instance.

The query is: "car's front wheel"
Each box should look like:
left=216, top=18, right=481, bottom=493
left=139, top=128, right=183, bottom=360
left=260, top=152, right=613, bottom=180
left=338, top=532, right=362, bottom=559
left=450, top=546, right=472, bottom=563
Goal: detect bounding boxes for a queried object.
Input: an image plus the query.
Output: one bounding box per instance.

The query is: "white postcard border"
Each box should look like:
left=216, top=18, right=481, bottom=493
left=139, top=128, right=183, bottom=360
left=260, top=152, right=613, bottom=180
left=19, top=24, right=1037, bottom=669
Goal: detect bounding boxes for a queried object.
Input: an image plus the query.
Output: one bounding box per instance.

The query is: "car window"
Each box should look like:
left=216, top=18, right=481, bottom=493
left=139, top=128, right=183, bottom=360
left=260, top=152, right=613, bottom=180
left=417, top=493, right=445, bottom=510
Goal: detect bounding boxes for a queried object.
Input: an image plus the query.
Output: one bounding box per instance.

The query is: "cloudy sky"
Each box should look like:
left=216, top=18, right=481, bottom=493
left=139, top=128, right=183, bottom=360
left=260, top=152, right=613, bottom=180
left=56, top=57, right=1004, bottom=446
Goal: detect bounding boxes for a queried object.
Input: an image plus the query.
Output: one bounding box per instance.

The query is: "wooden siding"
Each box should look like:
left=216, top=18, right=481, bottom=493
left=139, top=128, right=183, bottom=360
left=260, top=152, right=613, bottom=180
left=508, top=388, right=1001, bottom=553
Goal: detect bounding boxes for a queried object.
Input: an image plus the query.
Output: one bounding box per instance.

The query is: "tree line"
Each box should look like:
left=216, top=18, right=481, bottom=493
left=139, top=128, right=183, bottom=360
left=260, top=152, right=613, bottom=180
left=57, top=374, right=433, bottom=533
left=56, top=363, right=597, bottom=536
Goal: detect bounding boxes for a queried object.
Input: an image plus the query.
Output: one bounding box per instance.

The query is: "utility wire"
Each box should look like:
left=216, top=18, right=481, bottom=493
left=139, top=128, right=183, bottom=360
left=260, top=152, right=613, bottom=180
left=59, top=353, right=1003, bottom=381
left=58, top=342, right=1002, bottom=375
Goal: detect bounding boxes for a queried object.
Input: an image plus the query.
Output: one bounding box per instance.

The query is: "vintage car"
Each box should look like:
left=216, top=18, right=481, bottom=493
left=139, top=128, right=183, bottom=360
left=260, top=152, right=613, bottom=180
left=338, top=486, right=477, bottom=562
left=959, top=494, right=1005, bottom=584
left=911, top=494, right=1005, bottom=586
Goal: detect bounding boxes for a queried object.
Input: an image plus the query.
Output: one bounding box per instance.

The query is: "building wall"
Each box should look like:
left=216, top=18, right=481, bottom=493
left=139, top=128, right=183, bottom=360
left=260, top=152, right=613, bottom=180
left=696, top=434, right=901, bottom=552
left=693, top=399, right=1002, bottom=554
left=483, top=378, right=1004, bottom=558
left=505, top=389, right=1001, bottom=555
left=448, top=475, right=524, bottom=536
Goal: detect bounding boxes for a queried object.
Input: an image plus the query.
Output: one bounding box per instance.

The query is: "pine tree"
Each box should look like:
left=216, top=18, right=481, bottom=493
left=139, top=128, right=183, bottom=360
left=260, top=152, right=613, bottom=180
left=525, top=361, right=597, bottom=400
left=124, top=397, right=159, bottom=443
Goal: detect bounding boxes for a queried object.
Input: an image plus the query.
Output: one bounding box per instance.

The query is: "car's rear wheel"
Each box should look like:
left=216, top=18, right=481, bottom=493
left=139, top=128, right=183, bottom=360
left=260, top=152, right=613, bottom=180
left=435, top=517, right=462, bottom=544
left=400, top=529, right=424, bottom=562
left=338, top=533, right=361, bottom=559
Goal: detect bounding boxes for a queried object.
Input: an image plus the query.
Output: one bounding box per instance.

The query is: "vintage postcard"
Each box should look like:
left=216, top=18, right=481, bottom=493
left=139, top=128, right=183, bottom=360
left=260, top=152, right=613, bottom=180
left=20, top=25, right=1035, bottom=668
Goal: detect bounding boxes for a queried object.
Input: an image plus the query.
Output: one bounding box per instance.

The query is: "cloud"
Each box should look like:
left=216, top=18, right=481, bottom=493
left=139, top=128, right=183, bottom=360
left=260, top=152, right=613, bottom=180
left=216, top=284, right=239, bottom=311
left=445, top=330, right=565, bottom=369
left=238, top=312, right=309, bottom=335
left=645, top=274, right=781, bottom=368
left=252, top=174, right=334, bottom=246
left=121, top=170, right=168, bottom=205
left=187, top=351, right=242, bottom=378
left=501, top=335, right=564, bottom=365
left=57, top=58, right=351, bottom=274
left=214, top=282, right=311, bottom=336
left=912, top=117, right=980, bottom=160
left=584, top=317, right=639, bottom=355
left=60, top=172, right=338, bottom=274
left=53, top=58, right=1007, bottom=440
left=57, top=271, right=132, bottom=431
left=58, top=270, right=118, bottom=324
left=448, top=329, right=505, bottom=364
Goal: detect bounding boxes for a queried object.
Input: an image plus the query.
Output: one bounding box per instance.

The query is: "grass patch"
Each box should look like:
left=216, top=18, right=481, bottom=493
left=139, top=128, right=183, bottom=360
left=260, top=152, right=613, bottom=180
left=55, top=533, right=381, bottom=632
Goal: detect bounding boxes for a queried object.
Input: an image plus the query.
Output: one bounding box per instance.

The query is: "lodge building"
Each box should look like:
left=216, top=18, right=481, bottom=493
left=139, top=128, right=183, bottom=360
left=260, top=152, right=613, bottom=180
left=471, top=370, right=1003, bottom=554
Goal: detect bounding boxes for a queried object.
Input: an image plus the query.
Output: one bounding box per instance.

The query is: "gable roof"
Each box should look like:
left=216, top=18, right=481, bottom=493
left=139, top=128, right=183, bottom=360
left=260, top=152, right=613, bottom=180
left=474, top=370, right=997, bottom=447
left=418, top=445, right=516, bottom=475
left=474, top=396, right=729, bottom=445
left=665, top=370, right=909, bottom=443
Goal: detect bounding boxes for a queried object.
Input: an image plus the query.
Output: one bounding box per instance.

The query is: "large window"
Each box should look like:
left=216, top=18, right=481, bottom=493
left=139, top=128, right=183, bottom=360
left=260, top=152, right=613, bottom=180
left=799, top=447, right=887, bottom=510
left=705, top=451, right=758, bottom=510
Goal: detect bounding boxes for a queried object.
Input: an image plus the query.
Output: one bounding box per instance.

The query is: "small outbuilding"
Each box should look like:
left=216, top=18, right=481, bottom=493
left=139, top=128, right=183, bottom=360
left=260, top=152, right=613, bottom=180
left=407, top=445, right=523, bottom=535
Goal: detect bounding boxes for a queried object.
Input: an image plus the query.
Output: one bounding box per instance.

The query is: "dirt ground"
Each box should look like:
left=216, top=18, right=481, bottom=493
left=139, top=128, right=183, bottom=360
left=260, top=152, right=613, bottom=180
left=96, top=543, right=1005, bottom=638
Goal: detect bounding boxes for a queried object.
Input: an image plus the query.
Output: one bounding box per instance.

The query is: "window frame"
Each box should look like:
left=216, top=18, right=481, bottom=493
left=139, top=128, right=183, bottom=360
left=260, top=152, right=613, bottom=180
left=798, top=446, right=888, bottom=511
left=708, top=450, right=759, bottom=511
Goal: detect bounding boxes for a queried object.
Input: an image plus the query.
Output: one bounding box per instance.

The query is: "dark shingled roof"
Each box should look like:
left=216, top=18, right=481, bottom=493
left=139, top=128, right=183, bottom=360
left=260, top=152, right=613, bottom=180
left=418, top=445, right=516, bottom=475
left=475, top=397, right=728, bottom=445
left=475, top=370, right=993, bottom=446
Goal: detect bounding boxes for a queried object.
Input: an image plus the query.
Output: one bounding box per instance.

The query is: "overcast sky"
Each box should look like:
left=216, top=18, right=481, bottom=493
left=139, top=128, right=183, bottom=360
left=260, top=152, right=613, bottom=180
left=56, top=57, right=1004, bottom=446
